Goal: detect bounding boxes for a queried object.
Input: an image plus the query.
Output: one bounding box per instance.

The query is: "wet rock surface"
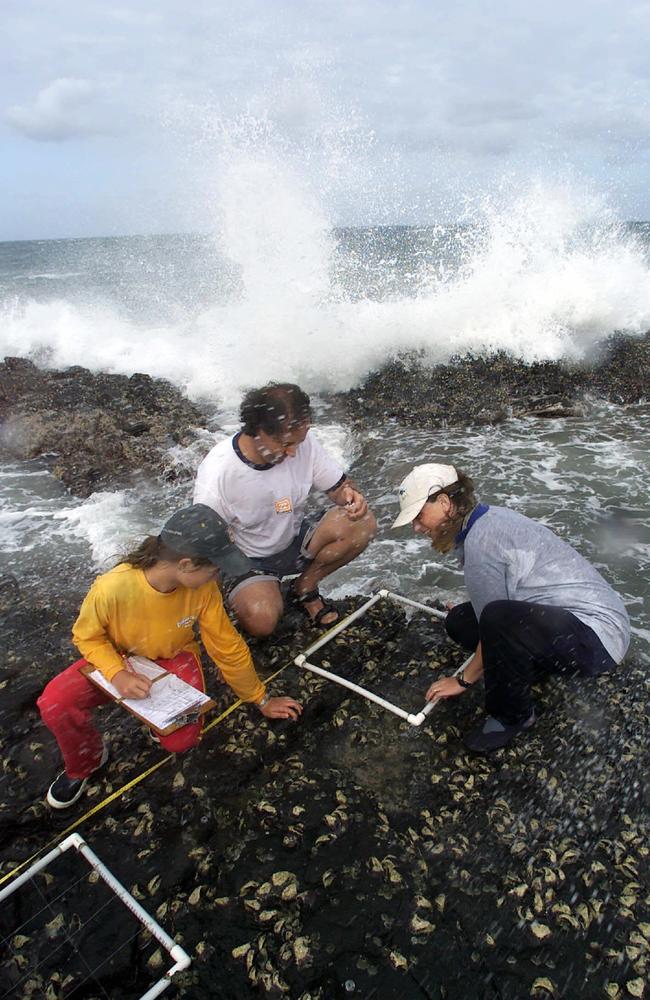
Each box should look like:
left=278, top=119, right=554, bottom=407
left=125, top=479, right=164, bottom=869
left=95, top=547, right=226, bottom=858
left=1, top=588, right=648, bottom=1000
left=341, top=333, right=650, bottom=428
left=0, top=357, right=206, bottom=496
left=2, top=333, right=649, bottom=501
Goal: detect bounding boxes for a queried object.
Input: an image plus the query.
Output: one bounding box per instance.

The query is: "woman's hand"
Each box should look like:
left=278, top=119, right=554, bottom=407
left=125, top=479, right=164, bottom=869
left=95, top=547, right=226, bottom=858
left=426, top=676, right=465, bottom=701
left=259, top=696, right=303, bottom=720
left=112, top=667, right=152, bottom=699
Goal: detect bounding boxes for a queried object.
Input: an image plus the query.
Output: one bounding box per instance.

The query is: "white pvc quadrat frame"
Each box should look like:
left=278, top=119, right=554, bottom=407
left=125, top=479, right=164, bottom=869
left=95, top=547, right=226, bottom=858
left=294, top=588, right=472, bottom=727
left=0, top=833, right=191, bottom=1000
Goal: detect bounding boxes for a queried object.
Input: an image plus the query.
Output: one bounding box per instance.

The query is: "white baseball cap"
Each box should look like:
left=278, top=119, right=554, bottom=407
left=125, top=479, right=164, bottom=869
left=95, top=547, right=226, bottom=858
left=392, top=463, right=458, bottom=528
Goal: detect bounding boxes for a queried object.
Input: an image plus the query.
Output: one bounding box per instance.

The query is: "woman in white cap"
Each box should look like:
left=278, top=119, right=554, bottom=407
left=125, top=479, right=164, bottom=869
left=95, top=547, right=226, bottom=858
left=393, top=464, right=630, bottom=752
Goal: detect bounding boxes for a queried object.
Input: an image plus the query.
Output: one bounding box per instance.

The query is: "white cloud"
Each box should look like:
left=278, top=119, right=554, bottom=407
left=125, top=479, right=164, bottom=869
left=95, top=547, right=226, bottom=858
left=2, top=0, right=650, bottom=235
left=6, top=77, right=104, bottom=141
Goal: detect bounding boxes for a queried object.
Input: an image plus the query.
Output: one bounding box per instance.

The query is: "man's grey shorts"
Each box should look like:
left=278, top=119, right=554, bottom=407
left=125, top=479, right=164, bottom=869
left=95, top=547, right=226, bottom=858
left=223, top=512, right=325, bottom=602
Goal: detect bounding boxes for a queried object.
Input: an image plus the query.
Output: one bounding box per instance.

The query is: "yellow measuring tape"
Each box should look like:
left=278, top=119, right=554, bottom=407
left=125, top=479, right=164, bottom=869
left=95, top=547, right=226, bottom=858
left=0, top=656, right=298, bottom=890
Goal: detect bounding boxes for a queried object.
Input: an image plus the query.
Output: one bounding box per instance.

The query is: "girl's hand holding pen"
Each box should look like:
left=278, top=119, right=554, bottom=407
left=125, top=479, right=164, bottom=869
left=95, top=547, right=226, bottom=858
left=112, top=662, right=152, bottom=699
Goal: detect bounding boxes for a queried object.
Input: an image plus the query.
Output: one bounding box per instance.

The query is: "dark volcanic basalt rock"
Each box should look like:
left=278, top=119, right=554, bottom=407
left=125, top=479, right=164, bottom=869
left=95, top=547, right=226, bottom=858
left=1, top=591, right=648, bottom=1000
left=0, top=357, right=207, bottom=496
left=3, top=334, right=648, bottom=497
left=342, top=333, right=650, bottom=428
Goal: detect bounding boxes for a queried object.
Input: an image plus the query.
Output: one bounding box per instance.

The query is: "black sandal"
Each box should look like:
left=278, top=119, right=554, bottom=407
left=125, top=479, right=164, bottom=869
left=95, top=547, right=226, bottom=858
left=291, top=587, right=340, bottom=629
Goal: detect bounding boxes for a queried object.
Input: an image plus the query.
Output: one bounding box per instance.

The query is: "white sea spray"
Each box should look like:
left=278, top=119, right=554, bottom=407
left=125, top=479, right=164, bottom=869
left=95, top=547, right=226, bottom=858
left=1, top=185, right=649, bottom=405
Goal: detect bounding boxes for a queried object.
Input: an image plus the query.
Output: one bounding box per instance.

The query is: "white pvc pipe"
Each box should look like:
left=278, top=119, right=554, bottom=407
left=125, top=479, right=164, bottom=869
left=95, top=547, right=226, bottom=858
left=139, top=949, right=191, bottom=1000
left=0, top=833, right=191, bottom=1000
left=380, top=589, right=447, bottom=621
left=293, top=590, right=474, bottom=729
left=74, top=838, right=186, bottom=959
left=295, top=655, right=417, bottom=724
left=408, top=654, right=475, bottom=725
left=300, top=592, right=384, bottom=660
left=0, top=834, right=77, bottom=904
left=296, top=645, right=475, bottom=728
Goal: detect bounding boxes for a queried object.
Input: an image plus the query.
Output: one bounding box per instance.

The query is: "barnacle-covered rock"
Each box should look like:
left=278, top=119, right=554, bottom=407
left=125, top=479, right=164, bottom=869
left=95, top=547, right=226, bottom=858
left=272, top=871, right=296, bottom=888
left=3, top=543, right=650, bottom=1000
left=410, top=914, right=435, bottom=934
left=293, top=937, right=311, bottom=964
left=531, top=977, right=556, bottom=996
left=147, top=949, right=164, bottom=970
left=388, top=950, right=408, bottom=970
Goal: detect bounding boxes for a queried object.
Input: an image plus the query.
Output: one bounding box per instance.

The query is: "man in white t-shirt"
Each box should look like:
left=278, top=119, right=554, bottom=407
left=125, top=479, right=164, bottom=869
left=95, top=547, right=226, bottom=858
left=194, top=383, right=377, bottom=636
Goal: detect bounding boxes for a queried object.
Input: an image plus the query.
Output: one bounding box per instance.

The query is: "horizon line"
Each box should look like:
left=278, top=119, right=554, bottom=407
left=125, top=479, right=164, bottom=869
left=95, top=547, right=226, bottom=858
left=2, top=220, right=650, bottom=246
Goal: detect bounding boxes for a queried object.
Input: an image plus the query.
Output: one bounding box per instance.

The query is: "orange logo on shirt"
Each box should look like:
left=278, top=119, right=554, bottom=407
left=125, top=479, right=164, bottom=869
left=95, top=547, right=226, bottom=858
left=275, top=497, right=292, bottom=514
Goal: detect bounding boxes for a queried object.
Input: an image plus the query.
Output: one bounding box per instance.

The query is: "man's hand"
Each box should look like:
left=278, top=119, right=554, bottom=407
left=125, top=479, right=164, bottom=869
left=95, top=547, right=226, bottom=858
left=425, top=676, right=466, bottom=701
left=112, top=666, right=152, bottom=699
left=339, top=484, right=368, bottom=521
left=259, top=696, right=303, bottom=720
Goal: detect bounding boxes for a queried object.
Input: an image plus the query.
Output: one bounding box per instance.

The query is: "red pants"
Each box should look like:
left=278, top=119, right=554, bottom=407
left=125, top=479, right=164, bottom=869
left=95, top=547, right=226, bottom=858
left=37, top=652, right=205, bottom=779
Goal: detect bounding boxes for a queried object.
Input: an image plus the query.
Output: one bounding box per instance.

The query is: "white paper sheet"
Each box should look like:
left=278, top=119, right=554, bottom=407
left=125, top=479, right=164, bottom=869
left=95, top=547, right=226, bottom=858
left=85, top=656, right=167, bottom=699
left=87, top=657, right=210, bottom=729
left=122, top=674, right=211, bottom=729
left=86, top=670, right=122, bottom=700
left=126, top=656, right=168, bottom=680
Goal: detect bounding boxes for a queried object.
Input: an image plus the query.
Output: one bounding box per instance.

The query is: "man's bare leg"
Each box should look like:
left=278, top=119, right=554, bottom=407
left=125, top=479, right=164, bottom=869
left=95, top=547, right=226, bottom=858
left=295, top=507, right=377, bottom=623
left=230, top=508, right=376, bottom=634
left=230, top=580, right=284, bottom=637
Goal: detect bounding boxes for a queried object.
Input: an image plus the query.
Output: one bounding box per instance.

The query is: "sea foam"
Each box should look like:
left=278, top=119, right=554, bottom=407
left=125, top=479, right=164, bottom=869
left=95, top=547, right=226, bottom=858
left=1, top=177, right=649, bottom=408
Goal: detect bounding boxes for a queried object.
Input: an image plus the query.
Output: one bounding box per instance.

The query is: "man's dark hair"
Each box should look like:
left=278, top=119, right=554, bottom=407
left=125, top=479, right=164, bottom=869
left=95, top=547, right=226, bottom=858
left=240, top=383, right=312, bottom=437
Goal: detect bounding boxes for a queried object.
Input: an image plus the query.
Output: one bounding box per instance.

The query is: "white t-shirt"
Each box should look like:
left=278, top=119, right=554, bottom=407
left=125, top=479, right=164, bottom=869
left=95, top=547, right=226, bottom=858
left=193, top=432, right=345, bottom=558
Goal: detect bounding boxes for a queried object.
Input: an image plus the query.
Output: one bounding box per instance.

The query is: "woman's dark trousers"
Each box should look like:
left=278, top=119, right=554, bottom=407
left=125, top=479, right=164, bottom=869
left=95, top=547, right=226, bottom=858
left=445, top=600, right=616, bottom=725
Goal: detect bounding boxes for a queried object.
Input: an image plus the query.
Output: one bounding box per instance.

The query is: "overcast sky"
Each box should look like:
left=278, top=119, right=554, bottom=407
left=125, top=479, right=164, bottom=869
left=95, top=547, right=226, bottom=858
left=2, top=0, right=649, bottom=240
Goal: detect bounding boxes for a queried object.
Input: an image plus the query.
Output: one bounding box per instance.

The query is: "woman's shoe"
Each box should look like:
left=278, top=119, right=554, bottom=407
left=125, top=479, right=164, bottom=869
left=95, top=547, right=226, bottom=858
left=463, top=711, right=535, bottom=752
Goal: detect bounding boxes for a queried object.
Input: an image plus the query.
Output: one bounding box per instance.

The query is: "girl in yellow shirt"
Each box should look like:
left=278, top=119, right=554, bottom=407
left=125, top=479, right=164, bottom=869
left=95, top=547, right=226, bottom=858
left=38, top=504, right=302, bottom=809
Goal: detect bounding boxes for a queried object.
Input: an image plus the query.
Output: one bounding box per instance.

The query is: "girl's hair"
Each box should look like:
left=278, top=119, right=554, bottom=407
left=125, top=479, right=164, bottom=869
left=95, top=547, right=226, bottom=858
left=426, top=470, right=478, bottom=553
left=121, top=535, right=213, bottom=570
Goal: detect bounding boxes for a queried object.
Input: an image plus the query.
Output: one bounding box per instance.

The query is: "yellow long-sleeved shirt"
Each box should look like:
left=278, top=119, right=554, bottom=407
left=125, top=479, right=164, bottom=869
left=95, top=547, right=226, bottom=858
left=72, top=563, right=265, bottom=703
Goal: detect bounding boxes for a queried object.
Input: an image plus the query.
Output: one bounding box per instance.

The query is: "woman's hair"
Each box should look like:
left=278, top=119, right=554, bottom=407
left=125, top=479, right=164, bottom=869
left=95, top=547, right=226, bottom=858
left=429, top=470, right=476, bottom=517
left=240, top=382, right=312, bottom=437
left=121, top=536, right=213, bottom=570
left=426, top=469, right=477, bottom=553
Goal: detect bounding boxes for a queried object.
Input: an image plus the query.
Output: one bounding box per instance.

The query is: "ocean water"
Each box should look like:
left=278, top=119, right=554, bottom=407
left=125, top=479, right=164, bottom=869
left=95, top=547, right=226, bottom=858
left=1, top=184, right=649, bottom=662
